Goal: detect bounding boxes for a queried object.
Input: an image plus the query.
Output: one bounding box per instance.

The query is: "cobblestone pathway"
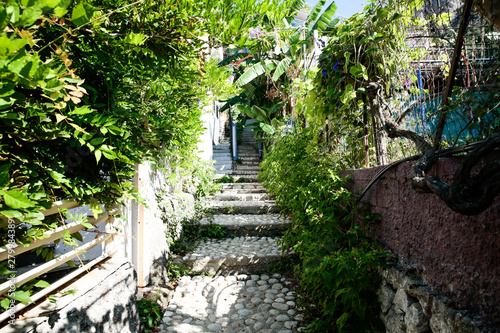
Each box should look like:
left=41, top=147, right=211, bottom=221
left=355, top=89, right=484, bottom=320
left=158, top=125, right=303, bottom=333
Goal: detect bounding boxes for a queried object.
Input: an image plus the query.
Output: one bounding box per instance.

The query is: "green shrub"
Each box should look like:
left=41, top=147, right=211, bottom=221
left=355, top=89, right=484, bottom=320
left=260, top=127, right=385, bottom=332
left=137, top=298, right=162, bottom=332
left=193, top=160, right=221, bottom=198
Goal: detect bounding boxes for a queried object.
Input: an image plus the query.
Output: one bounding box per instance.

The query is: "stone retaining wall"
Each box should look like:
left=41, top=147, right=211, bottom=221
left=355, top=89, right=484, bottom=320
left=378, top=265, right=486, bottom=333
left=341, top=155, right=500, bottom=330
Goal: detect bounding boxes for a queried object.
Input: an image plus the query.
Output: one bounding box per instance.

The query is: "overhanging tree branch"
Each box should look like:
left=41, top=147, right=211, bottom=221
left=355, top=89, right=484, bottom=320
left=370, top=83, right=500, bottom=215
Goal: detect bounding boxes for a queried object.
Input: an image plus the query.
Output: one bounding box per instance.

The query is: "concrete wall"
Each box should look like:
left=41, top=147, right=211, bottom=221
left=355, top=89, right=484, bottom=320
left=198, top=102, right=216, bottom=162
left=134, top=161, right=196, bottom=287
left=341, top=155, right=500, bottom=330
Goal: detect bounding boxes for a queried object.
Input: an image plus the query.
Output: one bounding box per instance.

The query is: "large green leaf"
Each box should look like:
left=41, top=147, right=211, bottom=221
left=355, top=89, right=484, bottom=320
left=272, top=58, right=293, bottom=81
left=123, top=32, right=148, bottom=46
left=260, top=123, right=275, bottom=135
left=236, top=62, right=266, bottom=86
left=0, top=190, right=35, bottom=209
left=235, top=104, right=257, bottom=120
left=18, top=7, right=42, bottom=27
left=71, top=2, right=95, bottom=26
left=10, top=290, right=33, bottom=304
left=307, top=0, right=327, bottom=24
left=251, top=105, right=270, bottom=123
left=309, top=1, right=338, bottom=35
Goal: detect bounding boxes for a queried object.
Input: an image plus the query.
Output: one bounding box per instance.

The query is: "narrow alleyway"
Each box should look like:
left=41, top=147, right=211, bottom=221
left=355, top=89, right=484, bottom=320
left=159, top=123, right=303, bottom=332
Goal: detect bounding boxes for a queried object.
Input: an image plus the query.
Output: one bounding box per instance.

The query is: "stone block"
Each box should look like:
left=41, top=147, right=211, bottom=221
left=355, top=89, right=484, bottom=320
left=377, top=282, right=396, bottom=314
left=429, top=297, right=458, bottom=333
left=385, top=308, right=406, bottom=333
left=393, top=289, right=416, bottom=313
left=407, top=286, right=433, bottom=317
left=405, top=303, right=430, bottom=333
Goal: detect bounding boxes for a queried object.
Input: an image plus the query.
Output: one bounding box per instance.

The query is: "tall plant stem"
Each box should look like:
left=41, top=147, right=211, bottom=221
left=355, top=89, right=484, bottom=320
left=433, top=0, right=474, bottom=150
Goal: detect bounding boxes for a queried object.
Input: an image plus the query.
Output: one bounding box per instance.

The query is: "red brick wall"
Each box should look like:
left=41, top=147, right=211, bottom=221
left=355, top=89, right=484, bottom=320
left=341, top=156, right=500, bottom=324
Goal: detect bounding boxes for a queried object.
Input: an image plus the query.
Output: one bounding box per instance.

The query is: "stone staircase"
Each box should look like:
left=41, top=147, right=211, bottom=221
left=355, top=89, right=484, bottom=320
left=233, top=120, right=261, bottom=178
left=213, top=140, right=233, bottom=175
left=175, top=183, right=285, bottom=275
left=162, top=148, right=303, bottom=332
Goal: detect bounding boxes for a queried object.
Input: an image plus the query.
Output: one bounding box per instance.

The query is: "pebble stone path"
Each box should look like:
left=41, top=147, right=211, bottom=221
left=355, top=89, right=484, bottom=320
left=160, top=274, right=303, bottom=333
left=180, top=236, right=282, bottom=261
left=158, top=122, right=303, bottom=332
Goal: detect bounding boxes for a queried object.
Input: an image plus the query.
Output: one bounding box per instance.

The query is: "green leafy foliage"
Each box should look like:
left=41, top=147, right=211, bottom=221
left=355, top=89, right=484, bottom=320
left=260, top=128, right=386, bottom=332
left=0, top=274, right=52, bottom=311
left=193, top=160, right=221, bottom=198
left=0, top=0, right=257, bottom=314
left=137, top=298, right=163, bottom=332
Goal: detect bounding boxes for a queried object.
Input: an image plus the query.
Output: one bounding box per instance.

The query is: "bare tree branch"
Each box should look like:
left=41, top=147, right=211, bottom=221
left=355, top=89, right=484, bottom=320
left=368, top=82, right=500, bottom=215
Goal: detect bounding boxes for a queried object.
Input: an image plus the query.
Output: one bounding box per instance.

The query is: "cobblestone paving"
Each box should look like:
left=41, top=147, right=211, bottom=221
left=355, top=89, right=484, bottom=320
left=179, top=237, right=281, bottom=261
left=159, top=274, right=303, bottom=333
left=161, top=122, right=302, bottom=332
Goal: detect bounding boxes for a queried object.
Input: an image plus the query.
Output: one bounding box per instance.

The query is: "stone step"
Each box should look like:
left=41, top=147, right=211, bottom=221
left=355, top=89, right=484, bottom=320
left=214, top=158, right=233, bottom=163
left=221, top=188, right=267, bottom=194
left=231, top=171, right=260, bottom=176
left=209, top=200, right=279, bottom=214
left=213, top=154, right=233, bottom=161
left=237, top=163, right=260, bottom=167
left=222, top=183, right=264, bottom=190
left=172, top=236, right=283, bottom=275
left=212, top=193, right=271, bottom=201
left=214, top=175, right=260, bottom=182
left=233, top=170, right=261, bottom=175
left=213, top=147, right=231, bottom=151
left=239, top=157, right=261, bottom=162
left=215, top=169, right=233, bottom=175
left=236, top=153, right=259, bottom=158
left=214, top=164, right=232, bottom=170
left=234, top=165, right=261, bottom=171
left=200, top=214, right=290, bottom=237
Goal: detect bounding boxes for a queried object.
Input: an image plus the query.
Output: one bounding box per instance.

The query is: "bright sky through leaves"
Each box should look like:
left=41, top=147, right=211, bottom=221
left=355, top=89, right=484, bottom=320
left=306, top=0, right=366, bottom=18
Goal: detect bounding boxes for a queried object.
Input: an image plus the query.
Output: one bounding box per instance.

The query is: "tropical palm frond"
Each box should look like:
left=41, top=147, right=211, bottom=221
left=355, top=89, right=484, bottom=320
left=288, top=0, right=306, bottom=16
left=219, top=94, right=247, bottom=112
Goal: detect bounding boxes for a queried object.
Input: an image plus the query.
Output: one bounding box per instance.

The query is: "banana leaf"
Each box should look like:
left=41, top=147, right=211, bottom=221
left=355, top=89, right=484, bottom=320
left=272, top=58, right=293, bottom=81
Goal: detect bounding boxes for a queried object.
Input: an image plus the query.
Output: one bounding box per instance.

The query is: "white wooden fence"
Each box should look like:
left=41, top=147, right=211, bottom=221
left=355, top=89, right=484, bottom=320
left=0, top=200, right=120, bottom=324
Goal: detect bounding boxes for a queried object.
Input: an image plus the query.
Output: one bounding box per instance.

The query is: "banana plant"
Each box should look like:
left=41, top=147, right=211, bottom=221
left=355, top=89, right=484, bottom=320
left=234, top=0, right=339, bottom=88
left=235, top=102, right=285, bottom=135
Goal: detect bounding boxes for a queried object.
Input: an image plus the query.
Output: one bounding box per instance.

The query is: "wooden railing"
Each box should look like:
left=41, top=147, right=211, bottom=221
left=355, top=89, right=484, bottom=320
left=0, top=200, right=120, bottom=324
